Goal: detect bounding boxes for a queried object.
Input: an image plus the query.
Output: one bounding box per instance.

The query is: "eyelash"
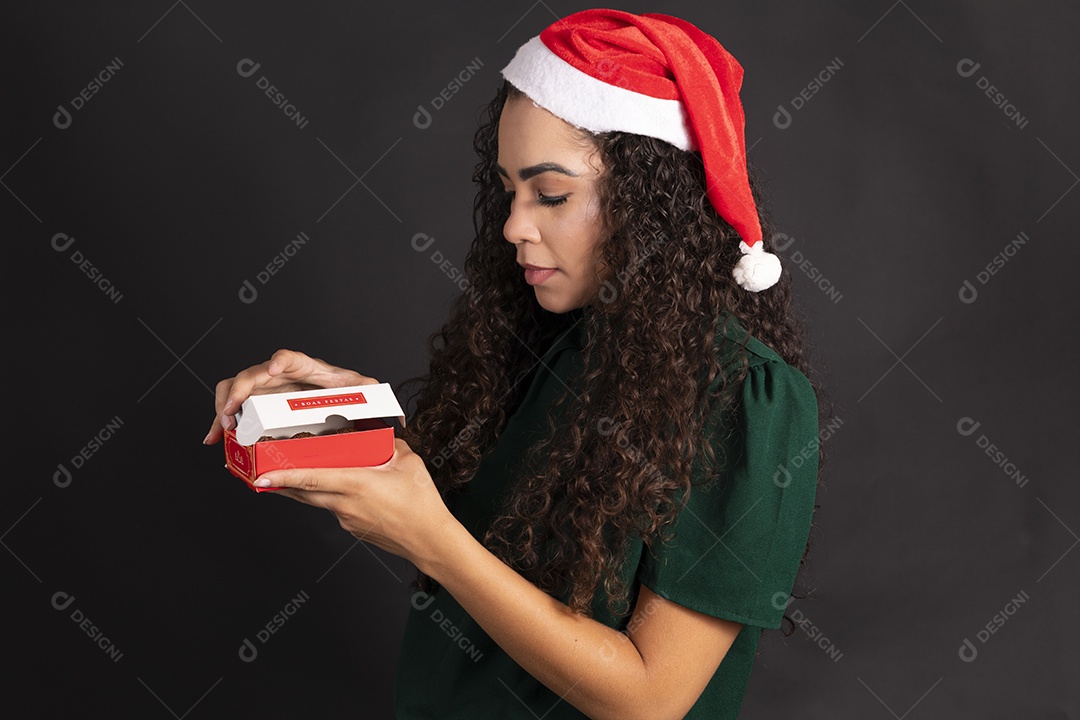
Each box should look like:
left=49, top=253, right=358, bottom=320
left=502, top=188, right=568, bottom=207
left=539, top=192, right=568, bottom=207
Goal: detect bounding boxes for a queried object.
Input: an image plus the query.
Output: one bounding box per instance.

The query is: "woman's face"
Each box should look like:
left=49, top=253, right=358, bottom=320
left=497, top=95, right=608, bottom=313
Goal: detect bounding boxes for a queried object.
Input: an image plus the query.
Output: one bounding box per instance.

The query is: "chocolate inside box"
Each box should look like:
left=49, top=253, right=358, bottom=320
left=253, top=417, right=388, bottom=442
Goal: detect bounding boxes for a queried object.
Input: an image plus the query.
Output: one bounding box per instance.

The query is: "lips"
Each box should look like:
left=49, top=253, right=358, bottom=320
left=521, top=263, right=557, bottom=286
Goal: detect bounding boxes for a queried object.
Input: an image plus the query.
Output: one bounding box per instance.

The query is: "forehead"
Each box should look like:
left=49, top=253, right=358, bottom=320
left=497, top=97, right=599, bottom=174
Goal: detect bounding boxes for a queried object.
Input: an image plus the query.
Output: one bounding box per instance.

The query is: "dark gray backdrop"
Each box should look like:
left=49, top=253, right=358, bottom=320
left=3, top=1, right=1077, bottom=717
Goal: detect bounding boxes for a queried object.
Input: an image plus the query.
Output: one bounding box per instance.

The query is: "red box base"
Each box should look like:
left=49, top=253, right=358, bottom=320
left=223, top=420, right=394, bottom=491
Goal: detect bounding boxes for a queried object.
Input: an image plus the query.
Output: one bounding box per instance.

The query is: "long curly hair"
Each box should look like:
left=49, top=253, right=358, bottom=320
left=400, top=80, right=829, bottom=618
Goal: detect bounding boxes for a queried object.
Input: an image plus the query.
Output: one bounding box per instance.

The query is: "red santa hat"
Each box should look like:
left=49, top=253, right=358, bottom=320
left=501, top=8, right=781, bottom=292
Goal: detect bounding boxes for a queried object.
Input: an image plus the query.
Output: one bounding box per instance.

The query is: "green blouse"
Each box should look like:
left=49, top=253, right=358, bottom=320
left=394, top=308, right=819, bottom=719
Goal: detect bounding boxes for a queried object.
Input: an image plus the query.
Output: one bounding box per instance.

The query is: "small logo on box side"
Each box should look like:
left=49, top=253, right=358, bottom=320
left=286, top=392, right=367, bottom=410
left=224, top=430, right=256, bottom=483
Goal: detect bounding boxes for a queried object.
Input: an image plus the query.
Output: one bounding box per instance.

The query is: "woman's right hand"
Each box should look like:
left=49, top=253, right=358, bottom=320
left=203, top=349, right=377, bottom=445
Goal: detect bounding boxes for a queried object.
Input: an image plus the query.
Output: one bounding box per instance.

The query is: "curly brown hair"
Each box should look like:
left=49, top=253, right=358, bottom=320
left=400, top=79, right=829, bottom=618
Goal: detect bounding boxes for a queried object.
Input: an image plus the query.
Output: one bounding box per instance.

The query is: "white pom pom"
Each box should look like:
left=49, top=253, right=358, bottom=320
left=732, top=240, right=781, bottom=292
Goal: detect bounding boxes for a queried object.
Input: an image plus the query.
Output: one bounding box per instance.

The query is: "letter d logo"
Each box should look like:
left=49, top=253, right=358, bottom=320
left=774, top=464, right=792, bottom=488
left=411, top=232, right=435, bottom=252
left=52, top=591, right=76, bottom=611
left=238, top=638, right=258, bottom=662
left=53, top=104, right=72, bottom=130
left=956, top=58, right=981, bottom=78
left=772, top=591, right=794, bottom=611
left=958, top=637, right=978, bottom=662
left=773, top=104, right=792, bottom=130
left=598, top=280, right=617, bottom=304
left=54, top=463, right=72, bottom=488
left=771, top=232, right=796, bottom=253
left=411, top=591, right=435, bottom=611
left=236, top=58, right=261, bottom=78
left=956, top=417, right=981, bottom=437
left=51, top=232, right=75, bottom=253
left=413, top=105, right=432, bottom=130
left=958, top=279, right=978, bottom=304
left=238, top=279, right=258, bottom=304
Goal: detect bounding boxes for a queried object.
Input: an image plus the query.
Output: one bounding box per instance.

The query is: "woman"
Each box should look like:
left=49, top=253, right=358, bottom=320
left=206, top=9, right=823, bottom=719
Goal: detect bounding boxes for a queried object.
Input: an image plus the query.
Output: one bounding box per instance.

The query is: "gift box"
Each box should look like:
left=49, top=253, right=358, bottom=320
left=223, top=383, right=406, bottom=491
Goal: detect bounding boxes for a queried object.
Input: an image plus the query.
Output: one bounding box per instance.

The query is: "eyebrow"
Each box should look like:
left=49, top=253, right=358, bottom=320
left=496, top=162, right=580, bottom=181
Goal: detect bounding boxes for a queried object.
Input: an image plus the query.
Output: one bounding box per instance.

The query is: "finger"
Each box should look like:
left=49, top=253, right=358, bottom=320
left=206, top=379, right=236, bottom=444
left=214, top=378, right=234, bottom=418
left=391, top=438, right=434, bottom=487
left=223, top=360, right=281, bottom=416
left=391, top=437, right=424, bottom=469
left=220, top=352, right=312, bottom=426
left=253, top=467, right=358, bottom=493
left=214, top=349, right=380, bottom=440
left=263, top=350, right=372, bottom=394
left=263, top=487, right=336, bottom=510
left=266, top=348, right=317, bottom=379
left=301, top=354, right=379, bottom=388
left=204, top=415, right=223, bottom=445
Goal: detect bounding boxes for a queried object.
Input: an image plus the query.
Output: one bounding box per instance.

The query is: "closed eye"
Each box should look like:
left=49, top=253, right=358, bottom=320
left=538, top=192, right=568, bottom=207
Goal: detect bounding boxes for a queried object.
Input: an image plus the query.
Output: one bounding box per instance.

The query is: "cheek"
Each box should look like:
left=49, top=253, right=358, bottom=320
left=553, top=204, right=605, bottom=274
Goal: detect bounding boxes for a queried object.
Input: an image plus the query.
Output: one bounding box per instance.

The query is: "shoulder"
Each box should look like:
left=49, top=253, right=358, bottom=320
left=711, top=313, right=815, bottom=407
left=713, top=312, right=783, bottom=367
left=639, top=316, right=820, bottom=628
left=703, top=313, right=819, bottom=480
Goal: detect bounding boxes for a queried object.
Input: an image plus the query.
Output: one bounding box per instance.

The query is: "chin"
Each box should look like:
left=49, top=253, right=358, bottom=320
left=534, top=290, right=584, bottom=314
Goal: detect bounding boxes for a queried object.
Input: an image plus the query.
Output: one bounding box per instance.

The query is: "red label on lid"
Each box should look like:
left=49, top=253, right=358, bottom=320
left=287, top=392, right=367, bottom=410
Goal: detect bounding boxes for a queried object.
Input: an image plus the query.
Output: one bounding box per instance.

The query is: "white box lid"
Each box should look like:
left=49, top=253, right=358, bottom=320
left=234, top=383, right=405, bottom=445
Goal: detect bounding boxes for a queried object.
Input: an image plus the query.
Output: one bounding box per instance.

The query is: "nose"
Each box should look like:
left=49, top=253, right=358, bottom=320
left=503, top=195, right=541, bottom=245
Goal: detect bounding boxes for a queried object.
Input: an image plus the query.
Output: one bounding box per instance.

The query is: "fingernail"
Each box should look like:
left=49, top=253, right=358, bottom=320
left=220, top=414, right=233, bottom=430
left=202, top=432, right=213, bottom=445
left=253, top=477, right=272, bottom=488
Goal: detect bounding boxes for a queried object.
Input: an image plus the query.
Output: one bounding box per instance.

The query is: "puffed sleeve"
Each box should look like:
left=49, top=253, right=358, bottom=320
left=638, top=355, right=819, bottom=629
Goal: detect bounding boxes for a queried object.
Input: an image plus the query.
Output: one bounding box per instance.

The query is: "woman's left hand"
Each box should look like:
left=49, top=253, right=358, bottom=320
left=253, top=438, right=454, bottom=566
